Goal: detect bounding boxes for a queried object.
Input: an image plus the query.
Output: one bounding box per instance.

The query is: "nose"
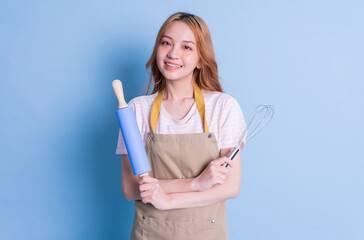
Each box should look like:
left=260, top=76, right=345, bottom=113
left=167, top=45, right=181, bottom=59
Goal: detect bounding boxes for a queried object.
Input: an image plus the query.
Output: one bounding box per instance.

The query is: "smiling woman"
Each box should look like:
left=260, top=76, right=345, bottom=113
left=156, top=21, right=201, bottom=85
left=145, top=12, right=222, bottom=95
left=116, top=12, right=246, bottom=240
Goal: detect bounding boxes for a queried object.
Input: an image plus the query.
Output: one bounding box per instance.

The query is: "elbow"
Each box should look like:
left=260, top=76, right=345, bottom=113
left=122, top=187, right=136, bottom=201
left=122, top=188, right=132, bottom=201
left=228, top=185, right=241, bottom=199
left=125, top=195, right=134, bottom=202
left=121, top=173, right=140, bottom=201
left=122, top=183, right=138, bottom=201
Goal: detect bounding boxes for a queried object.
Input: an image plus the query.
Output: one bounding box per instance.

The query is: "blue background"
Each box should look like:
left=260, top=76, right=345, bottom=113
left=1, top=0, right=363, bottom=239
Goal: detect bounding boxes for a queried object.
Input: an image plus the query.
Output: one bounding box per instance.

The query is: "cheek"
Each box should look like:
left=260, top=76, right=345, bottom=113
left=156, top=45, right=166, bottom=57
left=156, top=49, right=162, bottom=61
left=156, top=50, right=164, bottom=67
left=185, top=54, right=200, bottom=67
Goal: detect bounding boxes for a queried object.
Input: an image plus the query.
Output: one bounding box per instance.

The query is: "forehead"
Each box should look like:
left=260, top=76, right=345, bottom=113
left=163, top=21, right=196, bottom=43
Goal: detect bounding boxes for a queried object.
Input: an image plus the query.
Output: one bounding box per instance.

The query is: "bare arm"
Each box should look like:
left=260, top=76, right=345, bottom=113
left=168, top=148, right=241, bottom=209
left=159, top=178, right=197, bottom=193
left=121, top=154, right=201, bottom=202
left=140, top=148, right=242, bottom=210
left=122, top=154, right=202, bottom=202
left=121, top=154, right=141, bottom=201
left=158, top=149, right=235, bottom=193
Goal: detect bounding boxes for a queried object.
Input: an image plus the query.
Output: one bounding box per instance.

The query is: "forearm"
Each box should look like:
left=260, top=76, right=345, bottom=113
left=168, top=180, right=239, bottom=209
left=124, top=175, right=198, bottom=200
left=159, top=178, right=198, bottom=194
left=158, top=148, right=233, bottom=194
left=123, top=175, right=197, bottom=200
left=121, top=154, right=142, bottom=201
left=168, top=149, right=241, bottom=209
left=122, top=174, right=141, bottom=201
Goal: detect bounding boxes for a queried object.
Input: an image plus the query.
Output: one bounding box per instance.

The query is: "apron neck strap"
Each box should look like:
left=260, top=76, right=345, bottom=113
left=150, top=82, right=209, bottom=133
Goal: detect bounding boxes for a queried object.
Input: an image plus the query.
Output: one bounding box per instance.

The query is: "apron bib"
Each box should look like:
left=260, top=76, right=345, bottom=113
left=130, top=83, right=228, bottom=240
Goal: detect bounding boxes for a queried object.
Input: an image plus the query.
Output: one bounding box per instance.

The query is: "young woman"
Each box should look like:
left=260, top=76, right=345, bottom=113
left=116, top=12, right=246, bottom=240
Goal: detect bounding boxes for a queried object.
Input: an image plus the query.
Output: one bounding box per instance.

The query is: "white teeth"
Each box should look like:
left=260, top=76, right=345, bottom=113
left=166, top=62, right=182, bottom=68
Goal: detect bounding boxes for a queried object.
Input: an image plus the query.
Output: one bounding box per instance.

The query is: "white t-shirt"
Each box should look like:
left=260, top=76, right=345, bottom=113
left=116, top=91, right=246, bottom=155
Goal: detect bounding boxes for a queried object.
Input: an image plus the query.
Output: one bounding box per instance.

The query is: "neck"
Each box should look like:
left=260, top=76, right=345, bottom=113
left=164, top=79, right=194, bottom=101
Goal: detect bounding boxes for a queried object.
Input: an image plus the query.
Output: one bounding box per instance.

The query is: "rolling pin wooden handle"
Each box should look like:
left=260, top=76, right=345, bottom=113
left=138, top=172, right=149, bottom=178
left=112, top=79, right=128, bottom=109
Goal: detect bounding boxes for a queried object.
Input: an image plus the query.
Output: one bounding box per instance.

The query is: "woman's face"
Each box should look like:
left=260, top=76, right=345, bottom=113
left=156, top=21, right=201, bottom=84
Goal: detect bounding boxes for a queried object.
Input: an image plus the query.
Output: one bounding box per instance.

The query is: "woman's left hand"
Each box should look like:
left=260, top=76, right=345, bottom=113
left=139, top=175, right=172, bottom=210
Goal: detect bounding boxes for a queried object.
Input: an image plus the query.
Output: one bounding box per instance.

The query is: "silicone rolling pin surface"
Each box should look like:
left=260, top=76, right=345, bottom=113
left=112, top=79, right=151, bottom=176
left=116, top=108, right=151, bottom=176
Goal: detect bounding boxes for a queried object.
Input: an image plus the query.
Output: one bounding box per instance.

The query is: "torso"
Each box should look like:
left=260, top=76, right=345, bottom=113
left=115, top=90, right=246, bottom=154
left=130, top=84, right=228, bottom=240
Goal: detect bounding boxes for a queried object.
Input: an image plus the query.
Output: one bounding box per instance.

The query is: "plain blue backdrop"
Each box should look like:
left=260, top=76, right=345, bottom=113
left=1, top=0, right=363, bottom=239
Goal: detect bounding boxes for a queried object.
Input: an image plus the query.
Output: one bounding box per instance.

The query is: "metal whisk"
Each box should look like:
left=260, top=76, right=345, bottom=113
left=223, top=104, right=275, bottom=166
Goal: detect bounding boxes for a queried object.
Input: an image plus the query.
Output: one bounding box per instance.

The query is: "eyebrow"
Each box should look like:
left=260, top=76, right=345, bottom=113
left=161, top=35, right=196, bottom=45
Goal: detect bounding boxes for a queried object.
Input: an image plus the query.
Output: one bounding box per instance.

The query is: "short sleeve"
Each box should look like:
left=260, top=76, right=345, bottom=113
left=115, top=100, right=136, bottom=155
left=218, top=97, right=246, bottom=149
left=115, top=129, right=127, bottom=155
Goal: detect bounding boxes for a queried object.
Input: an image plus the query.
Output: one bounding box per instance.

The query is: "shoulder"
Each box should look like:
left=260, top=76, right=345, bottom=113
left=202, top=91, right=240, bottom=109
left=129, top=93, right=157, bottom=105
left=128, top=93, right=158, bottom=110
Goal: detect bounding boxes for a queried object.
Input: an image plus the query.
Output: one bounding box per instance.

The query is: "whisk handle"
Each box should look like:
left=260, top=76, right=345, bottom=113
left=222, top=147, right=240, bottom=167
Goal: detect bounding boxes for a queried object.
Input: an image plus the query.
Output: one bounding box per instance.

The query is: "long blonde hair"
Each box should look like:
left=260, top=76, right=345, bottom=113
left=145, top=12, right=222, bottom=94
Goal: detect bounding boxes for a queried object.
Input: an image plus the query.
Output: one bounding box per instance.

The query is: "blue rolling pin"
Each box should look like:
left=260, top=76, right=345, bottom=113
left=112, top=79, right=151, bottom=176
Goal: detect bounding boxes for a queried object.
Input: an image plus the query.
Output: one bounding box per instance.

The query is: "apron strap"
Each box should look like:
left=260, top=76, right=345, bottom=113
left=150, top=82, right=209, bottom=133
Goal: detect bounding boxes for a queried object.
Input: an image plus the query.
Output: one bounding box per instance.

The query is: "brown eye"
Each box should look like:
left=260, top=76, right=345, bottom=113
left=161, top=41, right=171, bottom=46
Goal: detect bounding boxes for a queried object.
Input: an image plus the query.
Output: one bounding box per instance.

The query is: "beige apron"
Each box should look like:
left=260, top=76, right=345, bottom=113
left=130, top=83, right=228, bottom=240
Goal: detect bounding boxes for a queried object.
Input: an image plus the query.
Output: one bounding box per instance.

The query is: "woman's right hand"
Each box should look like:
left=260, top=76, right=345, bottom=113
left=192, top=157, right=233, bottom=191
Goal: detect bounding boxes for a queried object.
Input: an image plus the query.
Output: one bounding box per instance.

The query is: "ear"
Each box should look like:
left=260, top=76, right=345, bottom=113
left=197, top=61, right=202, bottom=69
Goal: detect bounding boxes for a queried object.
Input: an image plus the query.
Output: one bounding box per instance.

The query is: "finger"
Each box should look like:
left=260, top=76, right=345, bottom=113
left=220, top=158, right=233, bottom=167
left=216, top=157, right=229, bottom=165
left=139, top=175, right=151, bottom=184
left=217, top=172, right=227, bottom=180
left=140, top=190, right=153, bottom=198
left=211, top=159, right=224, bottom=167
left=215, top=177, right=225, bottom=185
left=226, top=158, right=233, bottom=167
left=143, top=175, right=157, bottom=182
left=140, top=175, right=153, bottom=183
left=217, top=161, right=231, bottom=168
left=139, top=183, right=156, bottom=192
left=142, top=196, right=152, bottom=204
left=213, top=173, right=227, bottom=185
left=217, top=167, right=229, bottom=173
left=140, top=175, right=158, bottom=184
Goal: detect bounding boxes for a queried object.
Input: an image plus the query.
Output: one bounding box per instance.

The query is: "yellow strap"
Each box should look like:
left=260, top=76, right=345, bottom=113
left=150, top=82, right=209, bottom=133
left=150, top=88, right=165, bottom=133
left=193, top=82, right=209, bottom=133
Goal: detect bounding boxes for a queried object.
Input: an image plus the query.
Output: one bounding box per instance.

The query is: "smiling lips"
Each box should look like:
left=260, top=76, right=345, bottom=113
left=165, top=62, right=182, bottom=69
